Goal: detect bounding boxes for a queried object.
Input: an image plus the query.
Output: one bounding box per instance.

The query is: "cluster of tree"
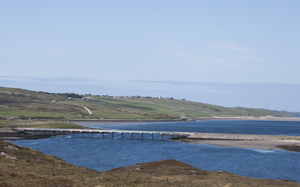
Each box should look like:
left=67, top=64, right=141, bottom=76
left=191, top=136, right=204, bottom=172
left=38, top=91, right=52, bottom=94
left=38, top=91, right=84, bottom=99
left=57, top=93, right=83, bottom=99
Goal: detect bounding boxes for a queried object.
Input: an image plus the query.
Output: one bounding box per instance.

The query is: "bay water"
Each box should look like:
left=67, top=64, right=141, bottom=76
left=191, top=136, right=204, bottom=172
left=12, top=120, right=300, bottom=182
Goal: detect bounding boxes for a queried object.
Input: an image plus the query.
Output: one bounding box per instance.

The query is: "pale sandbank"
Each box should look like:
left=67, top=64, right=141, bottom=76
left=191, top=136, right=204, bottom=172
left=183, top=139, right=300, bottom=152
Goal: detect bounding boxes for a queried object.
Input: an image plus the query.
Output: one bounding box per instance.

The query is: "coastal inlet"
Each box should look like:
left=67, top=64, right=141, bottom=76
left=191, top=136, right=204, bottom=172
left=11, top=120, right=300, bottom=182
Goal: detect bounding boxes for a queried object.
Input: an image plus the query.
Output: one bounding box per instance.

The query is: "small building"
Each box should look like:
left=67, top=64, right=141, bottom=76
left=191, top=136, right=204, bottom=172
left=82, top=97, right=97, bottom=101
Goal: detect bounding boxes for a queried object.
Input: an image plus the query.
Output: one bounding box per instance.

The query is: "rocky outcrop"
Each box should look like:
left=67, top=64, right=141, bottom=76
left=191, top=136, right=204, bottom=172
left=0, top=152, right=17, bottom=160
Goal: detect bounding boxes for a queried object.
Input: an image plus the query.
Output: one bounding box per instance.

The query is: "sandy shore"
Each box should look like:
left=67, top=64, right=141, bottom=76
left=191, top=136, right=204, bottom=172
left=69, top=119, right=188, bottom=123
left=69, top=117, right=300, bottom=123
left=195, top=117, right=300, bottom=121
left=182, top=139, right=300, bottom=152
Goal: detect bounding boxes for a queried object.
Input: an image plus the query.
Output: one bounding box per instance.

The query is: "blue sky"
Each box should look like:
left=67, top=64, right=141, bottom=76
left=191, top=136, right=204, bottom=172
left=1, top=1, right=300, bottom=111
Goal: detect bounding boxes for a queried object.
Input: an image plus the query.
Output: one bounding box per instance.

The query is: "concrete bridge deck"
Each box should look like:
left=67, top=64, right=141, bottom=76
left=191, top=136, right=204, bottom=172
left=14, top=127, right=193, bottom=140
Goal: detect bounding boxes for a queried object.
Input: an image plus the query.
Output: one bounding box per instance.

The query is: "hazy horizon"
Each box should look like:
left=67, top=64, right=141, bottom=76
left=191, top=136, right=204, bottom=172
left=1, top=1, right=299, bottom=111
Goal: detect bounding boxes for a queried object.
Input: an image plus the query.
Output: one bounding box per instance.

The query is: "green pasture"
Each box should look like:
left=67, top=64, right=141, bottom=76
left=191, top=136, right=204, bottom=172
left=0, top=107, right=80, bottom=119
left=0, top=86, right=294, bottom=120
left=280, top=138, right=300, bottom=141
left=0, top=120, right=84, bottom=129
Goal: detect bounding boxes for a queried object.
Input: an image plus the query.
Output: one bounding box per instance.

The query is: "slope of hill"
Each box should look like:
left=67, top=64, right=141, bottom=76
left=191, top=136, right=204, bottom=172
left=0, top=86, right=296, bottom=120
left=2, top=140, right=299, bottom=186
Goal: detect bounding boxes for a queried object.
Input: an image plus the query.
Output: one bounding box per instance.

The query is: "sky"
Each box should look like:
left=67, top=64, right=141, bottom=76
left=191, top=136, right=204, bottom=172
left=1, top=1, right=300, bottom=112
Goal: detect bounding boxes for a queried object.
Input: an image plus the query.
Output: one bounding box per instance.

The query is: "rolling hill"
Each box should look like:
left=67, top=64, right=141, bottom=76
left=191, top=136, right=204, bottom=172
left=0, top=86, right=297, bottom=120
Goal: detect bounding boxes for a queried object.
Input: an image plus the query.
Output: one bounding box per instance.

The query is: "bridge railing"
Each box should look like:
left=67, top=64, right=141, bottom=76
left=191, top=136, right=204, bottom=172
left=15, top=127, right=193, bottom=136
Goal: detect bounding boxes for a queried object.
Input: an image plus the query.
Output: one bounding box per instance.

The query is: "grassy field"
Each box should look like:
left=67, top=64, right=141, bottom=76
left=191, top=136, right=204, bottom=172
left=1, top=140, right=299, bottom=187
left=281, top=138, right=300, bottom=141
left=0, top=120, right=84, bottom=129
left=0, top=86, right=296, bottom=120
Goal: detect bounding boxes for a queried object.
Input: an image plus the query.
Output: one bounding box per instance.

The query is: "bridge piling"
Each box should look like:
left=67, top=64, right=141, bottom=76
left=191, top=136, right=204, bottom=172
left=130, top=133, right=133, bottom=139
left=120, top=132, right=123, bottom=139
left=150, top=133, right=153, bottom=140
left=140, top=133, right=143, bottom=140
left=110, top=132, right=114, bottom=139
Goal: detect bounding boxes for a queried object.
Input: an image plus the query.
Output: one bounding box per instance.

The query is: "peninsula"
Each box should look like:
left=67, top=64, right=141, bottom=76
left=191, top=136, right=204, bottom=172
left=0, top=86, right=298, bottom=120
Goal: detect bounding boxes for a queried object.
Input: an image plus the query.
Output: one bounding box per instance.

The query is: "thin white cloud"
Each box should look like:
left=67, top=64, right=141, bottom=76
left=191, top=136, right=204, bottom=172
left=212, top=42, right=252, bottom=52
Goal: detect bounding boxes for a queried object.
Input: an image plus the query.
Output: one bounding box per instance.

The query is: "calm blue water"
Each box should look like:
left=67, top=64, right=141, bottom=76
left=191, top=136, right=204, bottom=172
left=12, top=120, right=300, bottom=182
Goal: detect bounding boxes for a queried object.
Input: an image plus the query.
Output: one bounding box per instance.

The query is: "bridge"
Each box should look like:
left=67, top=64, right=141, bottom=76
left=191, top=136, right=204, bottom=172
left=14, top=127, right=193, bottom=140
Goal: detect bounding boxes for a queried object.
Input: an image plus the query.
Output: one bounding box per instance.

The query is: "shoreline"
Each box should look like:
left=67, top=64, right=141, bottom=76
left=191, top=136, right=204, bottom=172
left=0, top=128, right=52, bottom=140
left=181, top=132, right=300, bottom=152
left=2, top=127, right=300, bottom=153
left=179, top=139, right=300, bottom=152
left=68, top=116, right=300, bottom=122
left=69, top=118, right=190, bottom=123
left=194, top=116, right=300, bottom=121
left=3, top=116, right=299, bottom=124
left=2, top=118, right=300, bottom=152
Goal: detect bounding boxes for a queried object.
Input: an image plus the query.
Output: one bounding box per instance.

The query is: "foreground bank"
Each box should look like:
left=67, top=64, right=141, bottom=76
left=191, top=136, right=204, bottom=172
left=1, top=140, right=299, bottom=187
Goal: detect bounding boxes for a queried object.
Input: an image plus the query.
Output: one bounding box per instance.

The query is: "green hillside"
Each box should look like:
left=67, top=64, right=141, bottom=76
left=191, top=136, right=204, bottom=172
left=0, top=86, right=296, bottom=120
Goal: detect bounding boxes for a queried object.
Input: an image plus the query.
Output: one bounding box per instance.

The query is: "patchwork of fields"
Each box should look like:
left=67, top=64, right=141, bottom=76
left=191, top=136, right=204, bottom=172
left=0, top=86, right=295, bottom=120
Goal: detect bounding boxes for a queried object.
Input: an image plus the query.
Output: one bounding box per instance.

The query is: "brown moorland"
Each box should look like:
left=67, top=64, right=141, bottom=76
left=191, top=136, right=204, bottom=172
left=0, top=140, right=299, bottom=187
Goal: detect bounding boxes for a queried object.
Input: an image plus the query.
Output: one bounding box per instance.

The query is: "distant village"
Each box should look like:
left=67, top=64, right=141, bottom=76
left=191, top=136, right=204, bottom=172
left=81, top=95, right=186, bottom=101
left=38, top=91, right=186, bottom=101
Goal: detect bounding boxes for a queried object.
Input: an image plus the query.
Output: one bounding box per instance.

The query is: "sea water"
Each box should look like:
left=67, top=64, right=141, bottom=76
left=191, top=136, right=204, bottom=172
left=12, top=120, right=300, bottom=182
